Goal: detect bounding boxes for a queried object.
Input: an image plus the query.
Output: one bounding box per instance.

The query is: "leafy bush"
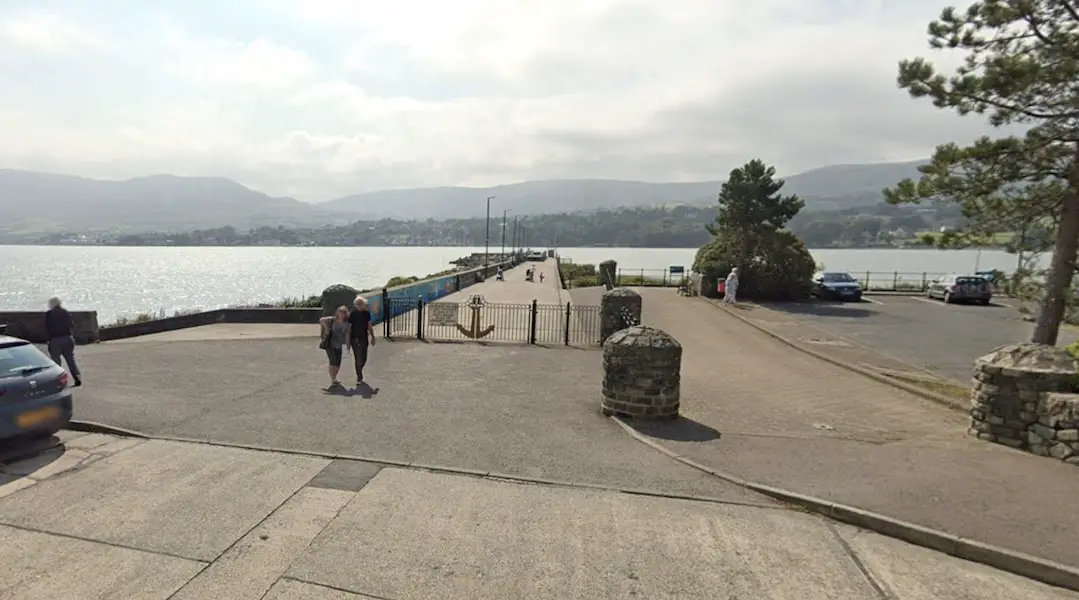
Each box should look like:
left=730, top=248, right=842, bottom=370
left=693, top=230, right=816, bottom=301
left=1066, top=340, right=1079, bottom=362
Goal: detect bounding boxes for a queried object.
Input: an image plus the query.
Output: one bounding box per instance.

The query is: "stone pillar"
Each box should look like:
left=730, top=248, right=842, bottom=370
left=598, top=260, right=617, bottom=290
left=321, top=284, right=360, bottom=316
left=600, top=287, right=642, bottom=343
left=970, top=343, right=1079, bottom=465
left=602, top=326, right=681, bottom=419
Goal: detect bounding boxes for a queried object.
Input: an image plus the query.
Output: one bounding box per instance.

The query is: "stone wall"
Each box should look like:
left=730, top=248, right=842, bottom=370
left=601, top=325, right=681, bottom=419
left=0, top=311, right=100, bottom=344
left=599, top=288, right=642, bottom=343
left=98, top=308, right=321, bottom=341
left=969, top=343, right=1079, bottom=465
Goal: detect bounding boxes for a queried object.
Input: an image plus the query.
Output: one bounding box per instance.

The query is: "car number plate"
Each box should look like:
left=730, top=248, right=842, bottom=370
left=16, top=406, right=60, bottom=428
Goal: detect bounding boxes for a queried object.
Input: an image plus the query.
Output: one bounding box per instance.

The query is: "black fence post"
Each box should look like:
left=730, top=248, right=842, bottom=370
left=563, top=302, right=571, bottom=345
left=893, top=271, right=898, bottom=291
left=529, top=299, right=538, bottom=345
left=416, top=297, right=424, bottom=340
left=921, top=272, right=927, bottom=292
left=382, top=288, right=390, bottom=338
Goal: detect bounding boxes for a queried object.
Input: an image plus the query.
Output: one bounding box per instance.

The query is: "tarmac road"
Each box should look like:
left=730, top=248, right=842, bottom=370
left=763, top=295, right=1078, bottom=382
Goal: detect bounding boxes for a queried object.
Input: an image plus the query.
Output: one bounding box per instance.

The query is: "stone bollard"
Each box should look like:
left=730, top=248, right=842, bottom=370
left=600, top=288, right=642, bottom=343
left=321, top=284, right=360, bottom=316
left=601, top=326, right=681, bottom=419
left=970, top=342, right=1079, bottom=464
left=598, top=260, right=617, bottom=290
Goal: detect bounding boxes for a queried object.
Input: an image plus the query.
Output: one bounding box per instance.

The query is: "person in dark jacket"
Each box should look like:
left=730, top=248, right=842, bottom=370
left=45, top=296, right=81, bottom=386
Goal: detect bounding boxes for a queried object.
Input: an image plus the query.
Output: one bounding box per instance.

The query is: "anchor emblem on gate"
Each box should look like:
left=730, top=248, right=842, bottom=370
left=456, top=294, right=495, bottom=339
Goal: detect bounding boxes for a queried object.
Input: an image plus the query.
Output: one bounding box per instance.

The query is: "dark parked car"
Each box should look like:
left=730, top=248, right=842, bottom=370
left=811, top=272, right=863, bottom=301
left=0, top=335, right=73, bottom=441
left=926, top=274, right=992, bottom=304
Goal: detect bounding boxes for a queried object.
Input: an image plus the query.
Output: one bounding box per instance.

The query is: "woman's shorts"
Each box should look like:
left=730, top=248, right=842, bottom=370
left=325, top=347, right=343, bottom=367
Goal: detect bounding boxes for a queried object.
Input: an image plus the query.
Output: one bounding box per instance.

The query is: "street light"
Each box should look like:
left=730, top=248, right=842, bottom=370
left=500, top=209, right=511, bottom=262
left=484, top=196, right=495, bottom=271
left=511, top=215, right=519, bottom=257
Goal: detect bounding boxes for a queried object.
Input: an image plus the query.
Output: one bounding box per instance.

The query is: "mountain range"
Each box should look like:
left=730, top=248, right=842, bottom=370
left=0, top=160, right=928, bottom=238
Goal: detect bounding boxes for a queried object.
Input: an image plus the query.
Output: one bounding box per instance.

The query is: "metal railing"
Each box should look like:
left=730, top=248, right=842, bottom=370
left=857, top=271, right=949, bottom=292
left=384, top=297, right=602, bottom=345
left=615, top=268, right=682, bottom=287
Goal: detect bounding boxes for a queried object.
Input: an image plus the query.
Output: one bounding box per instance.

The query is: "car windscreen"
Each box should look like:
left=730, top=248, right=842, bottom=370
left=956, top=277, right=985, bottom=285
left=0, top=343, right=53, bottom=378
left=821, top=273, right=855, bottom=282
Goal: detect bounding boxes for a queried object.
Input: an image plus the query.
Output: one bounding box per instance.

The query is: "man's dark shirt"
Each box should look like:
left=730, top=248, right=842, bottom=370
left=348, top=309, right=371, bottom=344
left=45, top=306, right=74, bottom=339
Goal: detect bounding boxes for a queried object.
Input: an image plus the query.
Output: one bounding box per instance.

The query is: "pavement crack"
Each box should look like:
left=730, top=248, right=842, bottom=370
left=281, top=575, right=396, bottom=599
left=824, top=521, right=895, bottom=600
left=0, top=521, right=206, bottom=564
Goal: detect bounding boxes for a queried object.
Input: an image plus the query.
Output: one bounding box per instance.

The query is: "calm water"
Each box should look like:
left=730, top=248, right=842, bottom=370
left=1, top=245, right=1042, bottom=323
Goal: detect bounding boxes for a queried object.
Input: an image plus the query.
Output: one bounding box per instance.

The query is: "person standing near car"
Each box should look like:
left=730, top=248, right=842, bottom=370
left=44, top=296, right=81, bottom=387
left=348, top=295, right=376, bottom=385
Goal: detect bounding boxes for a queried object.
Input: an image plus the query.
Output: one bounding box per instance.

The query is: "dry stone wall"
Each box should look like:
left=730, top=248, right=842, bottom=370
left=969, top=343, right=1079, bottom=465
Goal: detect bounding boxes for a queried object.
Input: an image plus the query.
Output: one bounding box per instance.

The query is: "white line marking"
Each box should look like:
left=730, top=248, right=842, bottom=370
left=861, top=297, right=883, bottom=305
left=910, top=296, right=942, bottom=306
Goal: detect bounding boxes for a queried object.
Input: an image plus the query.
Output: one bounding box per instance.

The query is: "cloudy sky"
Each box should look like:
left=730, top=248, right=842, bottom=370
left=0, top=0, right=990, bottom=201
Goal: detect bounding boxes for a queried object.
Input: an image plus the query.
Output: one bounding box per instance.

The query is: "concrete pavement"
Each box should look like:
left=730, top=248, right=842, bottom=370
left=1, top=431, right=1074, bottom=600
left=631, top=287, right=1079, bottom=570
left=72, top=333, right=761, bottom=503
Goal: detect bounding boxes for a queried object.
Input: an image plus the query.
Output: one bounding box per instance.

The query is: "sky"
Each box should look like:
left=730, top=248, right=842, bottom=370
left=0, top=0, right=993, bottom=201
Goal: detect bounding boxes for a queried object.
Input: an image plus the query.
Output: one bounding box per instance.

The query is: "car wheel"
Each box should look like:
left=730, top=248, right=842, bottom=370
left=979, top=298, right=990, bottom=305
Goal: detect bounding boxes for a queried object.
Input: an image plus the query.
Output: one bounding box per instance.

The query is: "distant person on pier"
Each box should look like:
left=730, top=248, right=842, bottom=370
left=348, top=295, right=376, bottom=386
left=538, top=271, right=545, bottom=283
left=45, top=296, right=82, bottom=386
left=319, top=306, right=350, bottom=390
left=724, top=268, right=739, bottom=304
left=496, top=266, right=504, bottom=281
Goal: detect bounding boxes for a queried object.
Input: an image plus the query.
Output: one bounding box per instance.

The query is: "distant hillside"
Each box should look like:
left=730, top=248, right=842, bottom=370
left=0, top=170, right=356, bottom=236
left=0, top=159, right=929, bottom=237
left=321, top=160, right=929, bottom=218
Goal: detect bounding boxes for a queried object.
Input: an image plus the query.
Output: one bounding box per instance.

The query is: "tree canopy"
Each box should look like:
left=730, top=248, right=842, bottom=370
left=884, top=0, right=1079, bottom=344
left=694, top=159, right=816, bottom=300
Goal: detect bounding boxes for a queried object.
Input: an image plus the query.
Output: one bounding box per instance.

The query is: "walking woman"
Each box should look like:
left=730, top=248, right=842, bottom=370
left=319, top=305, right=350, bottom=390
left=348, top=295, right=376, bottom=384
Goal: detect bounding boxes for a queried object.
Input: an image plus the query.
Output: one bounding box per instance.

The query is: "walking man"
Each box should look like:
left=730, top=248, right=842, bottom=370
left=724, top=268, right=739, bottom=304
left=45, top=296, right=81, bottom=386
left=348, top=295, right=376, bottom=385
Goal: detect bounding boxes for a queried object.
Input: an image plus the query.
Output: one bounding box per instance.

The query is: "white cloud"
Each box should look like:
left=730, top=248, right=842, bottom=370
left=0, top=10, right=106, bottom=52
left=0, top=0, right=993, bottom=200
left=163, top=29, right=318, bottom=90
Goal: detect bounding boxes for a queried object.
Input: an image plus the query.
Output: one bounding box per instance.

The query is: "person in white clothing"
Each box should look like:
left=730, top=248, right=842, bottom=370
left=724, top=267, right=739, bottom=303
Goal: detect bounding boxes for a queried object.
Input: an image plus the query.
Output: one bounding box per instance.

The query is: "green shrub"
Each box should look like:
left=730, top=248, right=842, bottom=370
left=1066, top=340, right=1079, bottom=361
left=693, top=231, right=816, bottom=301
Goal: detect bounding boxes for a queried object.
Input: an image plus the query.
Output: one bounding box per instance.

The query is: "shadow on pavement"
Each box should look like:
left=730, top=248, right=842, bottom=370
left=627, top=417, right=721, bottom=442
left=765, top=301, right=874, bottom=319
left=323, top=383, right=380, bottom=399
left=0, top=435, right=64, bottom=485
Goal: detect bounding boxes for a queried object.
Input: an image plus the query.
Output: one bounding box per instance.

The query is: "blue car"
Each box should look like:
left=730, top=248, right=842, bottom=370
left=811, top=272, right=864, bottom=302
left=0, top=335, right=73, bottom=440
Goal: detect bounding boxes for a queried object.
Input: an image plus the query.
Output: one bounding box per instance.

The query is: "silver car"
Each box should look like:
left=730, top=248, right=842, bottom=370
left=926, top=274, right=992, bottom=305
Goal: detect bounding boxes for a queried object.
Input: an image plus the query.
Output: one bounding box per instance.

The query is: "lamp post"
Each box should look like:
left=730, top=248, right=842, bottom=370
left=500, top=209, right=510, bottom=262
left=484, top=196, right=495, bottom=271
left=511, top=215, right=519, bottom=258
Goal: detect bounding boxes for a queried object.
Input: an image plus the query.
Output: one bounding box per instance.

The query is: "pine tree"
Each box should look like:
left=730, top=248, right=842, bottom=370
left=885, top=0, right=1079, bottom=344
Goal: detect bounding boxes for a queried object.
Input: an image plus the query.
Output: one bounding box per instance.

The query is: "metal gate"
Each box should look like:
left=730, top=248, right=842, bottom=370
left=384, top=295, right=601, bottom=345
